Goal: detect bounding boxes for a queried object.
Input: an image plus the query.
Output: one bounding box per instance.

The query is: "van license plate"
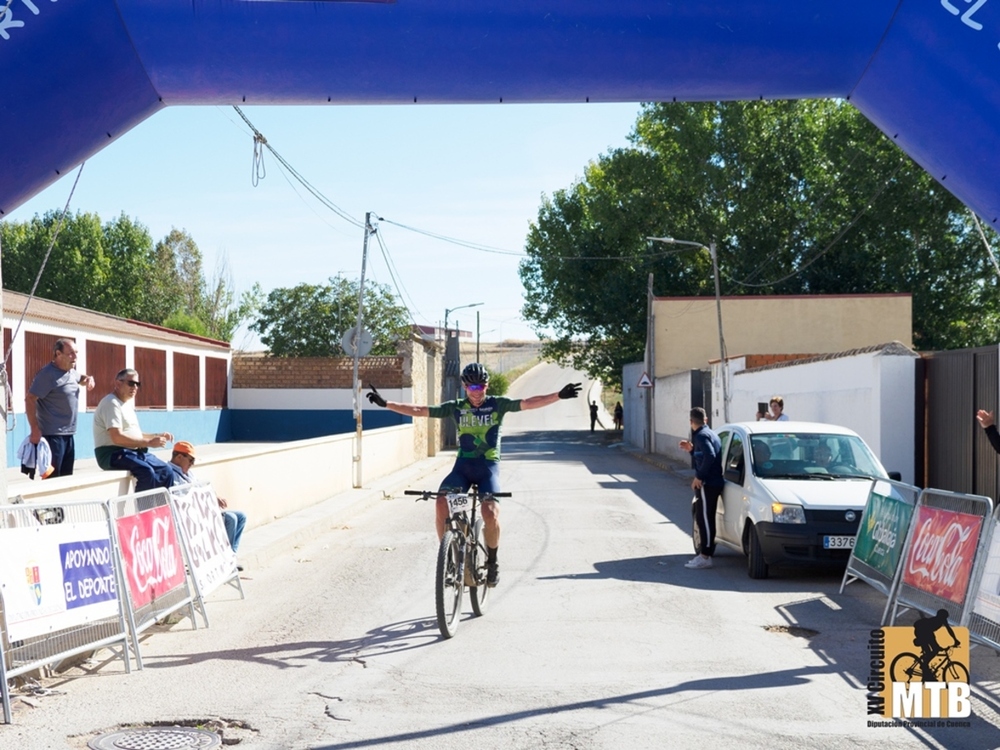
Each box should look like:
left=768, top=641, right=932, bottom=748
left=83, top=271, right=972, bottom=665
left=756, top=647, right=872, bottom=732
left=823, top=535, right=855, bottom=549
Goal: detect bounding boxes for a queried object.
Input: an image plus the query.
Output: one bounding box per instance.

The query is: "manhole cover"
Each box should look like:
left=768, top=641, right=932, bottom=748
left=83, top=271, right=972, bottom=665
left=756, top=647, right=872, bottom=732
left=88, top=727, right=221, bottom=750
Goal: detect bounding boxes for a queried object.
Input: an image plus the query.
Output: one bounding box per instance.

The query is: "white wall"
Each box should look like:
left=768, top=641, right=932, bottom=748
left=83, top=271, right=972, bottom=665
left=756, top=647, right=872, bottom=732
left=654, top=370, right=699, bottom=461
left=727, top=348, right=917, bottom=483
left=10, top=425, right=419, bottom=534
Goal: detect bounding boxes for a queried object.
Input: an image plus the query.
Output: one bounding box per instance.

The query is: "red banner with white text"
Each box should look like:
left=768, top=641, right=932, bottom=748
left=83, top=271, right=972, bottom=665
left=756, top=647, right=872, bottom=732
left=115, top=505, right=187, bottom=609
left=902, top=505, right=983, bottom=605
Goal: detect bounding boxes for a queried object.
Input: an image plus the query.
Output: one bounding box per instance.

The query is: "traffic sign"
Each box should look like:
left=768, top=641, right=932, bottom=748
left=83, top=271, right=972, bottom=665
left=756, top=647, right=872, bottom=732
left=637, top=372, right=652, bottom=388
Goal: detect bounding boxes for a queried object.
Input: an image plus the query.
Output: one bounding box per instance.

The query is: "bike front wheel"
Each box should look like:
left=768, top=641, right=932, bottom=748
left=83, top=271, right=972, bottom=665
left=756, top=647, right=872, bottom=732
left=470, top=518, right=490, bottom=617
left=435, top=530, right=464, bottom=639
left=941, top=660, right=970, bottom=683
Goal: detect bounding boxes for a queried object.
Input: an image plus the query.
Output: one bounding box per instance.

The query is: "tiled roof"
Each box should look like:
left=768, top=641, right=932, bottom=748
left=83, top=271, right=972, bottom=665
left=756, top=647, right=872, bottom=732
left=735, top=341, right=917, bottom=374
left=2, top=289, right=230, bottom=351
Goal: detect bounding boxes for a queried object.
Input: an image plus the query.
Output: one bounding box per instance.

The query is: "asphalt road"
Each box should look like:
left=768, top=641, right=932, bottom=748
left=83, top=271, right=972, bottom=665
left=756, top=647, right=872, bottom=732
left=5, top=363, right=1000, bottom=749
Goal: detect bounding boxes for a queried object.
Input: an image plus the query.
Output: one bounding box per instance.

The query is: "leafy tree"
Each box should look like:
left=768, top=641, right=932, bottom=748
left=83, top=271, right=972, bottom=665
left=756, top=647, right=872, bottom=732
left=520, top=100, right=1000, bottom=389
left=488, top=371, right=510, bottom=396
left=101, top=212, right=158, bottom=320
left=250, top=276, right=411, bottom=357
left=1, top=210, right=112, bottom=309
left=1, top=215, right=259, bottom=343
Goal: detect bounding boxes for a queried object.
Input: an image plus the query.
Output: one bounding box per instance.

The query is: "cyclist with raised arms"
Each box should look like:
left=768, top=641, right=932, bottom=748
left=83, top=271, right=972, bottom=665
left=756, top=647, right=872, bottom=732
left=367, top=363, right=581, bottom=587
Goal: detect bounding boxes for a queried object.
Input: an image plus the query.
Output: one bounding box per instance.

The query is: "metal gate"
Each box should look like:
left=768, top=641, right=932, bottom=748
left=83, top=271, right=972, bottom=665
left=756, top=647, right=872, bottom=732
left=922, top=344, right=999, bottom=500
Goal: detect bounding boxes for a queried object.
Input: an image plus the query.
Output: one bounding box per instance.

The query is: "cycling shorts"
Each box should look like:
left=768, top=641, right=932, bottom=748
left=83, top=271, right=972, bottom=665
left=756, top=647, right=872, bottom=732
left=438, top=457, right=502, bottom=499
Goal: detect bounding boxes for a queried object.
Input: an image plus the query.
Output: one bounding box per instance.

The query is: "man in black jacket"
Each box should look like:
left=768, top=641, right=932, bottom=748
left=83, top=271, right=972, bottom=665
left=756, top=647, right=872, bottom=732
left=678, top=407, right=724, bottom=570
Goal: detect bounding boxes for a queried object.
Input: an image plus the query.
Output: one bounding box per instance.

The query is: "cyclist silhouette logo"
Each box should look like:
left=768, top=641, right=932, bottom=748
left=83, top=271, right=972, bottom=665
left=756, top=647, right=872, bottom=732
left=874, top=616, right=972, bottom=720
left=909, top=609, right=965, bottom=683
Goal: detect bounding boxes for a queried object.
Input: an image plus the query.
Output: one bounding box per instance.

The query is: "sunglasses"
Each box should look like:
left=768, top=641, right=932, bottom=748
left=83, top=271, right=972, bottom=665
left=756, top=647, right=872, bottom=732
left=178, top=453, right=195, bottom=463
left=124, top=380, right=141, bottom=388
left=466, top=384, right=486, bottom=392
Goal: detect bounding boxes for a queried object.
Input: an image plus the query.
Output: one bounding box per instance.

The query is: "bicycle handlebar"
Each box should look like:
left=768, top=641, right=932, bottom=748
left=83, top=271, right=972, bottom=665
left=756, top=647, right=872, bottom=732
left=404, top=490, right=512, bottom=498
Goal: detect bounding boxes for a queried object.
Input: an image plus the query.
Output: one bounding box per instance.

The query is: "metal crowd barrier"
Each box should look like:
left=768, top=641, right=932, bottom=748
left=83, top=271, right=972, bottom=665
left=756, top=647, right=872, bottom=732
left=108, top=488, right=202, bottom=671
left=0, top=497, right=132, bottom=724
left=840, top=478, right=920, bottom=624
left=968, top=503, right=1000, bottom=652
left=887, top=487, right=993, bottom=626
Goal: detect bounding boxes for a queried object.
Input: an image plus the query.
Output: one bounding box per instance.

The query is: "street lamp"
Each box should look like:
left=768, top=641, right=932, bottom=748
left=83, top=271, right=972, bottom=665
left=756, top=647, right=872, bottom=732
left=443, top=302, right=483, bottom=340
left=647, top=237, right=730, bottom=423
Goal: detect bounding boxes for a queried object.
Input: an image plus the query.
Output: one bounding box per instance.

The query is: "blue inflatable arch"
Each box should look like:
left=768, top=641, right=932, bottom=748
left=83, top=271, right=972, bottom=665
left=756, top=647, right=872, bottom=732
left=3, top=1, right=1000, bottom=227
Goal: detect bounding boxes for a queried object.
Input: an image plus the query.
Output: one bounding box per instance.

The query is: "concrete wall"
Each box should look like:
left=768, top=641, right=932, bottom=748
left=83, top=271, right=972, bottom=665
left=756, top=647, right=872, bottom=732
left=653, top=293, right=912, bottom=376
left=653, top=370, right=700, bottom=461
left=724, top=344, right=918, bottom=483
left=8, top=425, right=421, bottom=534
left=227, top=337, right=442, bottom=449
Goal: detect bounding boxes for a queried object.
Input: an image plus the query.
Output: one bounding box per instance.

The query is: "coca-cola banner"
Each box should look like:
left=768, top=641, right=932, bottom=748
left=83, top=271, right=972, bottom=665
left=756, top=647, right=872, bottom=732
left=169, top=484, right=237, bottom=596
left=902, top=505, right=983, bottom=605
left=115, top=505, right=186, bottom=609
left=853, top=491, right=914, bottom=579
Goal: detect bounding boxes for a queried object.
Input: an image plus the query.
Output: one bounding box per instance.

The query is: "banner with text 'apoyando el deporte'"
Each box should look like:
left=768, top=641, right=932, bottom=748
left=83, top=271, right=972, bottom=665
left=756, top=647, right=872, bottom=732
left=0, top=522, right=118, bottom=642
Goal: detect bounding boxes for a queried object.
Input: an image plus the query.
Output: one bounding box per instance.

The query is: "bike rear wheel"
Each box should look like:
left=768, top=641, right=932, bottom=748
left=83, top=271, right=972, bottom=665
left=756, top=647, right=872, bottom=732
left=889, top=652, right=922, bottom=684
left=470, top=518, right=490, bottom=616
left=435, top=530, right=464, bottom=638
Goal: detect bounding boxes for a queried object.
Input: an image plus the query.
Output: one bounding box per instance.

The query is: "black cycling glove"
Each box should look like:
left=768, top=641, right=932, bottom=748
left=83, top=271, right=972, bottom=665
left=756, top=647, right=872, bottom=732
left=558, top=383, right=582, bottom=399
left=366, top=385, right=387, bottom=408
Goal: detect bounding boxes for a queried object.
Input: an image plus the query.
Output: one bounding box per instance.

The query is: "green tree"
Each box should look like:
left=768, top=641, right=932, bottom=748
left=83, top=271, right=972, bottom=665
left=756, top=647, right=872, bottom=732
left=520, top=100, right=1000, bottom=388
left=250, top=276, right=411, bottom=357
left=1, top=210, right=112, bottom=309
left=1, top=214, right=259, bottom=343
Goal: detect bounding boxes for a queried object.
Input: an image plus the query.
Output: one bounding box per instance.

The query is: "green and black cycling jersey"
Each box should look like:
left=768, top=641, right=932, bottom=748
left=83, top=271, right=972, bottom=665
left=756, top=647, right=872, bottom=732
left=427, top=396, right=522, bottom=461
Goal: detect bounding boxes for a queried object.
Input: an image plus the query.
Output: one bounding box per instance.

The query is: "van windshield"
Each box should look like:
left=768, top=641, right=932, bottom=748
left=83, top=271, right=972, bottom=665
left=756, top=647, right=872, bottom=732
left=750, top=433, right=887, bottom=480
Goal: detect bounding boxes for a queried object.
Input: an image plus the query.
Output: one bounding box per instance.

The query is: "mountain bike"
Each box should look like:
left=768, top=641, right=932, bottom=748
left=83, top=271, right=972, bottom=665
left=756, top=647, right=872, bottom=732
left=406, top=488, right=510, bottom=639
left=889, top=643, right=969, bottom=684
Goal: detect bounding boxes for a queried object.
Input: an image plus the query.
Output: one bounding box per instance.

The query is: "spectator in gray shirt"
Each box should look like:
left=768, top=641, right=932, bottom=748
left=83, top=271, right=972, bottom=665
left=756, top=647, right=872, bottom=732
left=25, top=338, right=95, bottom=477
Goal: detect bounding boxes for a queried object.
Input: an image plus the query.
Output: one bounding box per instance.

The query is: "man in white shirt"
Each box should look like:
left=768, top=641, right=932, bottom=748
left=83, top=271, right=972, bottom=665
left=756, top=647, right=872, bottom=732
left=93, top=368, right=182, bottom=492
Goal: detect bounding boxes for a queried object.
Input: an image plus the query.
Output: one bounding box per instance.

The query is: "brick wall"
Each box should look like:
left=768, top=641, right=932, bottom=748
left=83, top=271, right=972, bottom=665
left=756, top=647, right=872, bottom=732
left=232, top=354, right=408, bottom=389
left=231, top=338, right=445, bottom=457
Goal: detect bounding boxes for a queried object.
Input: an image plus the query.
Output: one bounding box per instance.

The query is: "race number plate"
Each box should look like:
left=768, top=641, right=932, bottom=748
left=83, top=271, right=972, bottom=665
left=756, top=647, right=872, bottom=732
left=823, top=535, right=855, bottom=549
left=447, top=494, right=471, bottom=514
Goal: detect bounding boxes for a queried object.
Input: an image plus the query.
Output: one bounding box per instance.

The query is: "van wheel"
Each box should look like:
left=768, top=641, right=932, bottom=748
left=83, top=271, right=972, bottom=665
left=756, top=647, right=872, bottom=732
left=747, top=525, right=769, bottom=580
left=691, top=505, right=702, bottom=554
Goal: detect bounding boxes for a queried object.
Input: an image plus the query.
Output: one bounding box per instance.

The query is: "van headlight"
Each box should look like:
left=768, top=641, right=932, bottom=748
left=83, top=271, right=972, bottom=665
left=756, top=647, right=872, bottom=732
left=771, top=503, right=806, bottom=524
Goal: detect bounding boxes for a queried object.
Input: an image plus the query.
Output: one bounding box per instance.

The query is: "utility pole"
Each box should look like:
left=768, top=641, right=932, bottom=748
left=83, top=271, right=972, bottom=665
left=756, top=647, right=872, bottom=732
left=352, top=212, right=373, bottom=488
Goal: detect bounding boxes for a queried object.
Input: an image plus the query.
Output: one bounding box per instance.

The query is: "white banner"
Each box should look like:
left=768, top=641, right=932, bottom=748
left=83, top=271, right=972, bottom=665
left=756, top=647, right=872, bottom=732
left=0, top=521, right=119, bottom=642
left=973, top=518, right=1000, bottom=623
left=170, top=484, right=237, bottom=596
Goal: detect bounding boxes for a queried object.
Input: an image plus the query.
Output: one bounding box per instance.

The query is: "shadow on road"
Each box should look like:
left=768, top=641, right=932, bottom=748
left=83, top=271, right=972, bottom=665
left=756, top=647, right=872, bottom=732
left=309, top=665, right=833, bottom=750
left=142, top=617, right=441, bottom=671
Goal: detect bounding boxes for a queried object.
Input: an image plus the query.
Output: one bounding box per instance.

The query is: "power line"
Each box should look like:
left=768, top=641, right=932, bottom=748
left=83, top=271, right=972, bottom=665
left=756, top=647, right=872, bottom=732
left=232, top=106, right=364, bottom=229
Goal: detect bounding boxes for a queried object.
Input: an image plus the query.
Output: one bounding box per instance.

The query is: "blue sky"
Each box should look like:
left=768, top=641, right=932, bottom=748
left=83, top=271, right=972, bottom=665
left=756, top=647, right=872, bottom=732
left=6, top=103, right=641, bottom=349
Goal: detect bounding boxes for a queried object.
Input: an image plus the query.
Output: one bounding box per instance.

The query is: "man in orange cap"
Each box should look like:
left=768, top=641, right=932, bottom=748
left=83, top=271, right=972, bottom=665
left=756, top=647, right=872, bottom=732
left=170, top=441, right=247, bottom=563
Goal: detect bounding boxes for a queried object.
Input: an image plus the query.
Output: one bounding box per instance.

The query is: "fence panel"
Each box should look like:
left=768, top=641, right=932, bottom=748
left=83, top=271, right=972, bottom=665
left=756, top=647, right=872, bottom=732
left=109, top=488, right=200, bottom=670
left=169, top=483, right=243, bottom=613
left=0, top=498, right=131, bottom=724
left=968, top=504, right=1000, bottom=652
left=840, top=478, right=920, bottom=624
left=888, top=488, right=993, bottom=626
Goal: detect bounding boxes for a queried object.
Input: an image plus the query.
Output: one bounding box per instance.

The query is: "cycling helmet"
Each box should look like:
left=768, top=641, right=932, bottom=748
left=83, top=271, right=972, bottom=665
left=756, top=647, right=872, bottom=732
left=461, top=362, right=490, bottom=386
